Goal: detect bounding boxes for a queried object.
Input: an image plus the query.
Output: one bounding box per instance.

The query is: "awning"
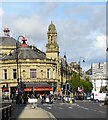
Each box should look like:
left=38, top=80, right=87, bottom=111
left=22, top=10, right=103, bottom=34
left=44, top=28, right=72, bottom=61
left=34, top=87, right=53, bottom=91
left=24, top=87, right=53, bottom=92
left=2, top=88, right=9, bottom=92
left=24, top=87, right=32, bottom=91
left=24, top=82, right=53, bottom=92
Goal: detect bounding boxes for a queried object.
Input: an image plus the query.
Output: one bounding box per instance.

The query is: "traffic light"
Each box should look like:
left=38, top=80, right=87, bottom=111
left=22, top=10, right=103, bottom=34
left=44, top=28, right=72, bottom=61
left=66, top=83, right=70, bottom=91
left=63, top=84, right=66, bottom=91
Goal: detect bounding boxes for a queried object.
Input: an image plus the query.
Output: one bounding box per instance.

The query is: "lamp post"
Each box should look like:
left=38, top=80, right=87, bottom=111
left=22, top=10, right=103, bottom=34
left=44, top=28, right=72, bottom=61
left=78, top=57, right=85, bottom=90
left=64, top=54, right=68, bottom=96
left=16, top=35, right=26, bottom=104
left=106, top=47, right=108, bottom=90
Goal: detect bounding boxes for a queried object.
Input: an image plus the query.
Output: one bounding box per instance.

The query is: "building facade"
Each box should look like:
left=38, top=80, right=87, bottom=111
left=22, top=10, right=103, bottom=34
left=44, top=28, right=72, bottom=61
left=91, top=62, right=107, bottom=92
left=0, top=22, right=72, bottom=98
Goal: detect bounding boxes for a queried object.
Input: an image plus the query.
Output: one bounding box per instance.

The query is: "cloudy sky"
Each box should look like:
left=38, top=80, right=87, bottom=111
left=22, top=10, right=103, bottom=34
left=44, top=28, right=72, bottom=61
left=0, top=0, right=107, bottom=71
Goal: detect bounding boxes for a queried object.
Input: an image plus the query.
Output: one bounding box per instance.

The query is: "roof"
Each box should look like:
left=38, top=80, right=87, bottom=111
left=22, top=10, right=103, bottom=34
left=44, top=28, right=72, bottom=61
left=48, top=21, right=56, bottom=31
left=1, top=47, right=46, bottom=60
left=25, top=82, right=52, bottom=88
left=0, top=36, right=19, bottom=46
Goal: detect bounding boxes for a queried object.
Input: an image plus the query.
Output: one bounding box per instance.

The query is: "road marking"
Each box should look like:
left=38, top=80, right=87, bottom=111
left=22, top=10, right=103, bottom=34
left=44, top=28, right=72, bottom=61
left=99, top=111, right=106, bottom=114
left=68, top=107, right=72, bottom=109
left=75, top=104, right=106, bottom=114
left=47, top=107, right=52, bottom=109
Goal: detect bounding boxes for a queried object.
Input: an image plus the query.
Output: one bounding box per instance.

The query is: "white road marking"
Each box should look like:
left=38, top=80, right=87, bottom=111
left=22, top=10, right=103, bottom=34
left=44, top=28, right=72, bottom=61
left=75, top=104, right=106, bottom=114
left=68, top=107, right=72, bottom=109
left=47, top=107, right=52, bottom=109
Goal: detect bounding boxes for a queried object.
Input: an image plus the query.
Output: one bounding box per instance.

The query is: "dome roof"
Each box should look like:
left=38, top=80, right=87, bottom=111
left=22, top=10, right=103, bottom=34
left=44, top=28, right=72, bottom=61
left=0, top=37, right=18, bottom=46
left=2, top=47, right=46, bottom=60
left=48, top=21, right=56, bottom=30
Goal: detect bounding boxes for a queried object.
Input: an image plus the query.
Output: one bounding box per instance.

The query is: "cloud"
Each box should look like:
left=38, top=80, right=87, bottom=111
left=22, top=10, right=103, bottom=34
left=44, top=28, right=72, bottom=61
left=0, top=7, right=4, bottom=17
left=1, top=2, right=106, bottom=71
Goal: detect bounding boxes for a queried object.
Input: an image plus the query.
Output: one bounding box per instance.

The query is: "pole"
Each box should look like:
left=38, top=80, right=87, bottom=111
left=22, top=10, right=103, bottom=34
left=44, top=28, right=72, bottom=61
left=16, top=35, right=25, bottom=104
left=64, top=54, right=67, bottom=97
left=78, top=60, right=80, bottom=90
left=78, top=57, right=85, bottom=90
left=16, top=41, right=19, bottom=83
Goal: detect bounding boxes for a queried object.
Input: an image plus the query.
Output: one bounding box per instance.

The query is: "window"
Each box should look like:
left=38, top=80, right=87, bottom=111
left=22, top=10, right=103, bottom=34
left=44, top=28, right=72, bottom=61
left=47, top=69, right=50, bottom=79
left=13, top=69, right=17, bottom=79
left=30, top=69, right=36, bottom=78
left=4, top=69, right=7, bottom=79
left=53, top=69, right=55, bottom=79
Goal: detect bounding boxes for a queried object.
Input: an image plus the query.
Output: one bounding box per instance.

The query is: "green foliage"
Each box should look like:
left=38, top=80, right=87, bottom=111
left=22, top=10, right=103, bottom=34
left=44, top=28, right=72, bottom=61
left=100, top=86, right=107, bottom=93
left=80, top=79, right=93, bottom=93
left=68, top=72, right=79, bottom=92
left=68, top=72, right=93, bottom=94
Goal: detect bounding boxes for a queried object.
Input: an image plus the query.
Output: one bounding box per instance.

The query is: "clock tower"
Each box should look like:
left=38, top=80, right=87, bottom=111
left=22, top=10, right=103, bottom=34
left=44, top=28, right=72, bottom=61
left=46, top=21, right=59, bottom=60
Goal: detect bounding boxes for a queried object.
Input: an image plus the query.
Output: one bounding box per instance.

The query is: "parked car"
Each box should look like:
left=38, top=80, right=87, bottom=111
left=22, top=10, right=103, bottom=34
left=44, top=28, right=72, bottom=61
left=104, top=93, right=108, bottom=105
left=86, top=94, right=91, bottom=100
left=63, top=95, right=70, bottom=102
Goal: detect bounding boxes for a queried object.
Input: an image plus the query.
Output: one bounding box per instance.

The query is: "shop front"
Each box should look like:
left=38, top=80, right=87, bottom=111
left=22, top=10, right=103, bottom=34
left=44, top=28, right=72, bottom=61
left=24, top=82, right=53, bottom=97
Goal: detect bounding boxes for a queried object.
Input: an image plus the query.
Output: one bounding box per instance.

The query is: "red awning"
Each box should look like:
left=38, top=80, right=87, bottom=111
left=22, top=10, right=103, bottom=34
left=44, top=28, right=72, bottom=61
left=24, top=88, right=32, bottom=91
left=24, top=87, right=53, bottom=92
left=2, top=88, right=9, bottom=92
left=34, top=87, right=53, bottom=91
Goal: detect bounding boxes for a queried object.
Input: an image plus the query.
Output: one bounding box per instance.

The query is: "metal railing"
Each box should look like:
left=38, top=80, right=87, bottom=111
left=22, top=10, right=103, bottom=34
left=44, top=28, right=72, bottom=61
left=0, top=105, right=11, bottom=120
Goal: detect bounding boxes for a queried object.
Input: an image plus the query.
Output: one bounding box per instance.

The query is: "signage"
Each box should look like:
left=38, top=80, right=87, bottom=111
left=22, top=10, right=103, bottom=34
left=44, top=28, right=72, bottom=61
left=24, top=88, right=32, bottom=91
left=24, top=87, right=53, bottom=92
left=34, top=87, right=53, bottom=91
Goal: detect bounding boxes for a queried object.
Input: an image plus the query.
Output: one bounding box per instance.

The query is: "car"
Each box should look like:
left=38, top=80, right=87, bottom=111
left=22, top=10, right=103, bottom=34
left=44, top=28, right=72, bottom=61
left=63, top=95, right=70, bottom=102
left=86, top=94, right=91, bottom=100
left=57, top=96, right=62, bottom=100
left=104, top=93, right=108, bottom=105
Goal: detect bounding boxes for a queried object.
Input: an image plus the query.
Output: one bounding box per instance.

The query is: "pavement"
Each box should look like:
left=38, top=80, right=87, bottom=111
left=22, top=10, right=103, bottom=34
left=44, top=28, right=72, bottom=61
left=11, top=103, right=56, bottom=119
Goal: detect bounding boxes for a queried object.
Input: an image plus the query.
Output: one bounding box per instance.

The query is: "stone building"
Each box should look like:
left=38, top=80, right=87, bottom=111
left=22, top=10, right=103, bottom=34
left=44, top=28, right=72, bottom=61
left=91, top=62, right=107, bottom=92
left=0, top=22, right=72, bottom=98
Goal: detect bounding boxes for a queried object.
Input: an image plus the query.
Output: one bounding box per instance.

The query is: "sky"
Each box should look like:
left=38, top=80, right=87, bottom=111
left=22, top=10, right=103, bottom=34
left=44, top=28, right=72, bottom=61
left=0, top=0, right=107, bottom=71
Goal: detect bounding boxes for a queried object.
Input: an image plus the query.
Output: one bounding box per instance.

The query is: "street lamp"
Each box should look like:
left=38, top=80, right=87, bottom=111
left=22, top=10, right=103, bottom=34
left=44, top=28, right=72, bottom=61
left=64, top=54, right=68, bottom=96
left=78, top=57, right=85, bottom=90
left=16, top=35, right=26, bottom=104
left=16, top=35, right=26, bottom=83
left=106, top=47, right=108, bottom=90
left=64, top=55, right=67, bottom=83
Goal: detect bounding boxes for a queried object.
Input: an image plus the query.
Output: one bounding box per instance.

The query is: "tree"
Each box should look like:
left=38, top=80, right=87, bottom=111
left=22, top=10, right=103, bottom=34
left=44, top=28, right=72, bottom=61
left=100, top=86, right=107, bottom=93
left=68, top=72, right=79, bottom=92
left=68, top=72, right=93, bottom=94
left=80, top=77, right=93, bottom=94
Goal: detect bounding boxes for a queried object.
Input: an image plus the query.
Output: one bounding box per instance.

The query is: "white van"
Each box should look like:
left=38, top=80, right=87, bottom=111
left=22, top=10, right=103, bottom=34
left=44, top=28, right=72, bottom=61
left=92, top=92, right=106, bottom=102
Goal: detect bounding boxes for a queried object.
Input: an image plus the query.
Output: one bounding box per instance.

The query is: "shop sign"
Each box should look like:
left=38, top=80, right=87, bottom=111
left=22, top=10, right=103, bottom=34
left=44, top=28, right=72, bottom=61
left=24, top=88, right=32, bottom=91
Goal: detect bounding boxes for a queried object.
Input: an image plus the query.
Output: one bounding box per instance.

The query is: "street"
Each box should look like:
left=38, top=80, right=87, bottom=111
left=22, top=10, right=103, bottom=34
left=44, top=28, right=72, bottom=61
left=38, top=100, right=106, bottom=119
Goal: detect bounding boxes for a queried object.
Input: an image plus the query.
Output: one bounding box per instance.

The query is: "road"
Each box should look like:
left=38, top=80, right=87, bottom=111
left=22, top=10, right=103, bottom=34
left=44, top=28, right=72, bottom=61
left=38, top=100, right=107, bottom=119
